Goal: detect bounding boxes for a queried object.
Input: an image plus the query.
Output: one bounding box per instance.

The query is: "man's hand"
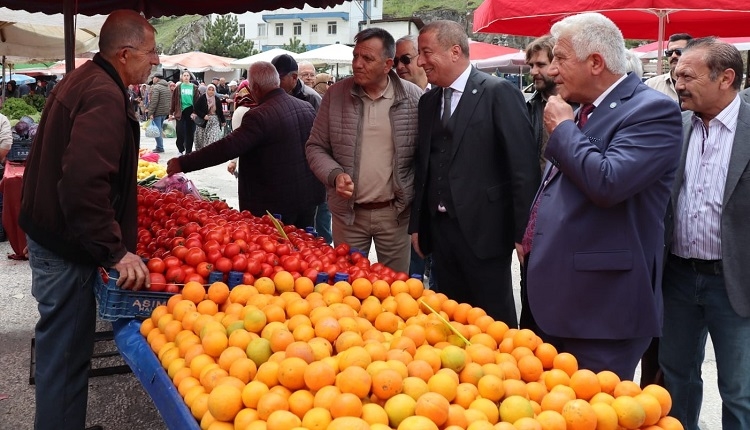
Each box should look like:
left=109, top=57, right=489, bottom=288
left=227, top=160, right=237, bottom=175
left=544, top=95, right=575, bottom=135
left=515, top=242, right=525, bottom=267
left=114, top=252, right=150, bottom=291
left=166, top=158, right=182, bottom=176
left=335, top=173, right=354, bottom=199
left=411, top=233, right=424, bottom=259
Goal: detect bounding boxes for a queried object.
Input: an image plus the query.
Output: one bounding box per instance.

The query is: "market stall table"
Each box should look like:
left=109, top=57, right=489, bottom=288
left=0, top=161, right=28, bottom=259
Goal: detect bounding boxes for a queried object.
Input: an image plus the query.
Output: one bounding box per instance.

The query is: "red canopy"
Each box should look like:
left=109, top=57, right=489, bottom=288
left=0, top=0, right=345, bottom=17
left=473, top=0, right=750, bottom=40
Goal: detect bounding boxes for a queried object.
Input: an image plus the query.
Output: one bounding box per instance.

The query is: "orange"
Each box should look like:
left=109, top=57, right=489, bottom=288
left=330, top=392, right=363, bottom=418
left=405, top=277, right=425, bottom=299
left=569, top=369, right=601, bottom=401
left=287, top=388, right=315, bottom=419
left=217, top=346, right=246, bottom=372
left=613, top=380, right=642, bottom=397
left=201, top=330, right=228, bottom=358
left=196, top=299, right=219, bottom=316
left=256, top=391, right=290, bottom=421
left=352, top=277, right=374, bottom=299
left=189, top=391, right=209, bottom=420
left=397, top=415, right=439, bottom=430
left=206, top=384, right=243, bottom=422
left=269, top=327, right=295, bottom=353
left=498, top=395, right=534, bottom=424
left=552, top=352, right=578, bottom=377
left=384, top=393, right=417, bottom=428
left=336, top=366, right=372, bottom=398
left=561, top=399, right=597, bottom=430
left=589, top=392, right=615, bottom=405
left=512, top=328, right=540, bottom=350
left=476, top=373, right=504, bottom=402
left=518, top=354, right=544, bottom=382
left=277, top=356, right=308, bottom=390
left=591, top=402, right=619, bottom=430
left=634, top=393, right=663, bottom=426
left=543, top=368, right=571, bottom=390
left=642, top=384, right=672, bottom=417
left=534, top=342, right=558, bottom=369
left=304, top=360, right=337, bottom=391
left=241, top=380, right=269, bottom=409
left=313, top=385, right=341, bottom=410
left=314, top=316, right=342, bottom=342
left=265, top=409, right=301, bottom=429
left=327, top=416, right=370, bottom=430
left=182, top=281, right=207, bottom=304
left=173, top=300, right=198, bottom=323
left=207, top=282, right=230, bottom=305
left=596, top=370, right=620, bottom=396
left=273, top=270, right=295, bottom=293
left=371, top=368, right=404, bottom=400
left=535, top=409, right=567, bottom=430
left=199, top=366, right=228, bottom=393
left=228, top=357, right=257, bottom=384
left=427, top=371, right=459, bottom=402
left=540, top=390, right=574, bottom=413
left=294, top=276, right=315, bottom=297
left=407, top=359, right=435, bottom=382
left=302, top=407, right=333, bottom=430
left=656, top=416, right=685, bottom=430
left=374, top=312, right=401, bottom=334
left=255, top=360, right=280, bottom=388
left=610, top=395, right=646, bottom=429
left=361, top=402, right=390, bottom=425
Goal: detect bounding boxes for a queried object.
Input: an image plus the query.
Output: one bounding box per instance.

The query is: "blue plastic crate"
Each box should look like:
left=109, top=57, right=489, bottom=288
left=8, top=138, right=32, bottom=162
left=94, top=269, right=174, bottom=321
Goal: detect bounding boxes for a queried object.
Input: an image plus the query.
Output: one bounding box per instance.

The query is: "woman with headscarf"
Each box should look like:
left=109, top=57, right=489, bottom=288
left=226, top=80, right=257, bottom=177
left=193, top=84, right=226, bottom=150
left=313, top=73, right=334, bottom=96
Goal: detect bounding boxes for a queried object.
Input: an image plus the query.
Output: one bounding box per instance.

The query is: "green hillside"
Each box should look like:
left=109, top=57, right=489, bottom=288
left=150, top=15, right=202, bottom=52
left=384, top=0, right=481, bottom=18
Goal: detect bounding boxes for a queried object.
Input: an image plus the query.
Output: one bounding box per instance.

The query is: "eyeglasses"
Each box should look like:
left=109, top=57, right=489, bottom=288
left=327, top=81, right=334, bottom=85
left=300, top=72, right=316, bottom=78
left=664, top=49, right=683, bottom=57
left=393, top=54, right=417, bottom=68
left=122, top=45, right=158, bottom=57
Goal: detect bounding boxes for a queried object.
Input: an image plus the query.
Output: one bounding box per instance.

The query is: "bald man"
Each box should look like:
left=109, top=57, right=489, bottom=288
left=19, top=10, right=157, bottom=430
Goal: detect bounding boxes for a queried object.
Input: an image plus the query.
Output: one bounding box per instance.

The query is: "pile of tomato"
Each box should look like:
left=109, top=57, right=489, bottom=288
left=136, top=186, right=410, bottom=293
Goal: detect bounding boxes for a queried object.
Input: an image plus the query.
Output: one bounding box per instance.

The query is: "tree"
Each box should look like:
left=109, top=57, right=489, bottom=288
left=201, top=15, right=257, bottom=58
left=282, top=37, right=307, bottom=54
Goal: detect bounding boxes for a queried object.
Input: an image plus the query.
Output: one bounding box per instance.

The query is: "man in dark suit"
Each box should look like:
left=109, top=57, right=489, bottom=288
left=524, top=12, right=682, bottom=380
left=661, top=38, right=750, bottom=430
left=409, top=20, right=539, bottom=326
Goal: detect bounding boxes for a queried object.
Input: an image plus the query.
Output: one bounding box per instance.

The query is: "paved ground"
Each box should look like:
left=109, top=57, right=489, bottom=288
left=0, top=134, right=722, bottom=429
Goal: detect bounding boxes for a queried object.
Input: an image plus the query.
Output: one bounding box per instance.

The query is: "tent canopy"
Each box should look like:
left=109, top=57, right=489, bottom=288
left=230, top=48, right=297, bottom=68
left=1, top=0, right=346, bottom=18
left=294, top=44, right=354, bottom=66
left=159, top=52, right=236, bottom=73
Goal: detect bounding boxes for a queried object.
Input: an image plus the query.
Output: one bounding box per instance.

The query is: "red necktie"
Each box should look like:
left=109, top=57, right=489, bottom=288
left=521, top=103, right=596, bottom=256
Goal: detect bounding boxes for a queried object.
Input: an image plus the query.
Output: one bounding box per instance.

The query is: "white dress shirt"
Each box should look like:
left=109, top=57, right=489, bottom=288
left=673, top=95, right=740, bottom=260
left=441, top=64, right=473, bottom=119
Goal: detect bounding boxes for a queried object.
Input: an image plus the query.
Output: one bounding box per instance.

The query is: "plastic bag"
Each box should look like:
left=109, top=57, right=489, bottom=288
left=151, top=173, right=202, bottom=199
left=145, top=120, right=161, bottom=138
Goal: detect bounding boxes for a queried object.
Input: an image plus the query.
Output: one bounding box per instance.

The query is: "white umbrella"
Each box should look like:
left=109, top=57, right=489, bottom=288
left=472, top=50, right=529, bottom=74
left=230, top=48, right=297, bottom=68
left=0, top=7, right=105, bottom=60
left=293, top=44, right=354, bottom=66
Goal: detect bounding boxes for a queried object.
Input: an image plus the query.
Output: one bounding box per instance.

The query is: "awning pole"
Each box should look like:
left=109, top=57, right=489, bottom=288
left=64, top=0, right=75, bottom=74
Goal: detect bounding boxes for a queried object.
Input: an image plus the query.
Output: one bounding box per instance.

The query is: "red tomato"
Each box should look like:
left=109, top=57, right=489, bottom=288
left=214, top=257, right=233, bottom=273
left=165, top=266, right=186, bottom=284
left=171, top=245, right=189, bottom=261
left=165, top=283, right=180, bottom=294
left=224, top=243, right=241, bottom=259
left=163, top=256, right=182, bottom=269
left=335, top=243, right=350, bottom=256
left=171, top=237, right=186, bottom=248
left=184, top=273, right=205, bottom=284
left=149, top=273, right=167, bottom=292
left=206, top=248, right=222, bottom=264
left=303, top=268, right=319, bottom=281
left=394, top=272, right=409, bottom=282
left=196, top=261, right=214, bottom=278
left=231, top=255, right=248, bottom=272
left=184, top=248, right=206, bottom=267
left=146, top=258, right=166, bottom=274
left=276, top=244, right=291, bottom=256
left=260, top=263, right=274, bottom=278
left=242, top=273, right=256, bottom=285
left=283, top=256, right=301, bottom=273
left=261, top=240, right=277, bottom=254
left=246, top=259, right=262, bottom=276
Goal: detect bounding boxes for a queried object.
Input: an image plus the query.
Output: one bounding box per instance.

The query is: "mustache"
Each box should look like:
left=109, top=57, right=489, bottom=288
left=677, top=90, right=691, bottom=98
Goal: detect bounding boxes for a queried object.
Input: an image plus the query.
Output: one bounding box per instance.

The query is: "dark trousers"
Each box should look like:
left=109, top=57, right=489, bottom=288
left=274, top=206, right=318, bottom=231
left=429, top=212, right=517, bottom=327
left=519, top=255, right=541, bottom=334
left=176, top=107, right=196, bottom=154
left=314, top=200, right=333, bottom=244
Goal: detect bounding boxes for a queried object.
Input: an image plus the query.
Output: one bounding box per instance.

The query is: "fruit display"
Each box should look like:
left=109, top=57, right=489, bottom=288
left=138, top=159, right=168, bottom=182
left=140, top=274, right=682, bottom=430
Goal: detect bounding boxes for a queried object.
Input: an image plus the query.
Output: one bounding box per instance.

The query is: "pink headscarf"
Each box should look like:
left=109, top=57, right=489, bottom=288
left=206, top=84, right=216, bottom=114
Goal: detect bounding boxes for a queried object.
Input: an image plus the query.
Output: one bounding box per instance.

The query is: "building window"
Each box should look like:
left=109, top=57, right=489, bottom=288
left=293, top=22, right=302, bottom=36
left=327, top=21, right=337, bottom=35
left=374, top=0, right=378, bottom=7
left=258, top=23, right=266, bottom=37
left=311, top=23, right=318, bottom=33
left=239, top=24, right=246, bottom=38
left=275, top=23, right=284, bottom=36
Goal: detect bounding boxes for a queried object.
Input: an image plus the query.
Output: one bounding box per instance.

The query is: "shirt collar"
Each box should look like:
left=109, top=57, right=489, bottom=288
left=691, top=94, right=741, bottom=132
left=591, top=74, right=628, bottom=108
left=446, top=63, right=473, bottom=93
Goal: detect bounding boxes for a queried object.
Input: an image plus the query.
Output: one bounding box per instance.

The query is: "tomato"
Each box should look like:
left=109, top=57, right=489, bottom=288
left=231, top=255, right=248, bottom=272
left=261, top=240, right=277, bottom=254
left=171, top=245, right=189, bottom=260
left=323, top=264, right=337, bottom=280
left=196, top=261, right=214, bottom=278
left=307, top=259, right=323, bottom=271
left=282, top=256, right=301, bottom=273
left=149, top=273, right=167, bottom=292
left=163, top=256, right=182, bottom=269
left=203, top=239, right=221, bottom=255
left=165, top=266, right=186, bottom=284
left=303, top=268, right=319, bottom=281
left=242, top=273, right=256, bottom=285
left=265, top=253, right=279, bottom=267
left=335, top=243, right=350, bottom=256
left=184, top=237, right=202, bottom=249
left=214, top=257, right=233, bottom=273
left=146, top=258, right=166, bottom=274
left=184, top=247, right=206, bottom=267
left=224, top=243, right=241, bottom=259
left=246, top=258, right=262, bottom=276
left=394, top=272, right=409, bottom=282
left=206, top=248, right=222, bottom=264
left=276, top=244, right=291, bottom=256
left=170, top=237, right=186, bottom=248
left=260, top=263, right=274, bottom=278
left=184, top=273, right=205, bottom=284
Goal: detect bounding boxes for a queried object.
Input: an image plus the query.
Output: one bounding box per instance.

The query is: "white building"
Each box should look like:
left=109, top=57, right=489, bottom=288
left=230, top=0, right=383, bottom=52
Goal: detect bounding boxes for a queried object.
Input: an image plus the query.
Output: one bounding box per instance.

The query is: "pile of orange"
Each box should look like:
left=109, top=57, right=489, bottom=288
left=140, top=272, right=683, bottom=430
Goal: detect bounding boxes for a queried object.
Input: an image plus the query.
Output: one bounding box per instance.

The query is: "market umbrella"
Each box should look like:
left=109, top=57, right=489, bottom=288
left=472, top=50, right=529, bottom=74
left=159, top=51, right=237, bottom=73
left=632, top=36, right=750, bottom=58
left=46, top=58, right=93, bottom=74
left=0, top=73, right=36, bottom=85
left=294, top=43, right=354, bottom=66
left=472, top=0, right=750, bottom=73
left=230, top=48, right=297, bottom=68
left=468, top=41, right=523, bottom=72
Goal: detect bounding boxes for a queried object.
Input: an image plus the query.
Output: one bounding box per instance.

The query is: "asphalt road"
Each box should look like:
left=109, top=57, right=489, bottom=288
left=0, top=134, right=721, bottom=429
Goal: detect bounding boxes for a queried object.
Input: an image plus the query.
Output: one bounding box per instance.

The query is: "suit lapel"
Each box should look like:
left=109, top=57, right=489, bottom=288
left=724, top=101, right=750, bottom=205
left=449, top=68, right=484, bottom=161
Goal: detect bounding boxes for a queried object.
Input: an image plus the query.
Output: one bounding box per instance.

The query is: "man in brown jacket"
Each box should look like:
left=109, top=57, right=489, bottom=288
left=19, top=10, right=155, bottom=430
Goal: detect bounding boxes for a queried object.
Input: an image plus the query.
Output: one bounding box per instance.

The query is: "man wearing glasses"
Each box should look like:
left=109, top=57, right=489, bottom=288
left=644, top=33, right=692, bottom=102
left=394, top=35, right=429, bottom=92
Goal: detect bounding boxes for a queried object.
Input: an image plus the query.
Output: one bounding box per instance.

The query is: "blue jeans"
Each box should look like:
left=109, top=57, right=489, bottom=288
left=28, top=236, right=99, bottom=430
left=314, top=200, right=333, bottom=244
left=152, top=115, right=165, bottom=151
left=659, top=256, right=750, bottom=430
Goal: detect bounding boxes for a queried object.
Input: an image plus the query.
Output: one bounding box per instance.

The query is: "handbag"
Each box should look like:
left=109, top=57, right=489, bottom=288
left=193, top=115, right=207, bottom=128
left=145, top=120, right=161, bottom=138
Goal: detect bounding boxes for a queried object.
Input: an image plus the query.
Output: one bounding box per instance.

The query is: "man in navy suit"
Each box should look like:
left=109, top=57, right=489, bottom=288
left=524, top=12, right=682, bottom=379
left=409, top=20, right=539, bottom=326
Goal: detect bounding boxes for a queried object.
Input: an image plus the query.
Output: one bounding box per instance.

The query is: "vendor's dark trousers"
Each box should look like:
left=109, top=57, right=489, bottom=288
left=176, top=107, right=196, bottom=154
left=28, top=236, right=99, bottom=430
left=429, top=211, right=517, bottom=327
left=276, top=206, right=318, bottom=233
left=519, top=254, right=541, bottom=334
